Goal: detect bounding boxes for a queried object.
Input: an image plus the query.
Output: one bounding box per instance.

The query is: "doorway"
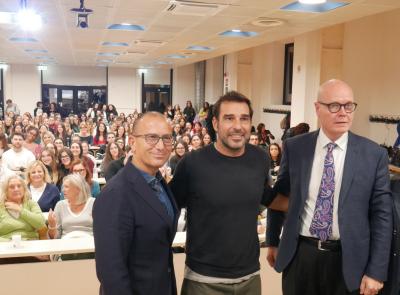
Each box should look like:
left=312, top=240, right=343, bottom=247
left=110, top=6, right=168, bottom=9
left=142, top=84, right=171, bottom=113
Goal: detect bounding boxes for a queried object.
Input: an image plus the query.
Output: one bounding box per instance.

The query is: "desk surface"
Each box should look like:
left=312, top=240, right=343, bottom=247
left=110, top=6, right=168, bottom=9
left=0, top=232, right=186, bottom=258
left=0, top=232, right=264, bottom=259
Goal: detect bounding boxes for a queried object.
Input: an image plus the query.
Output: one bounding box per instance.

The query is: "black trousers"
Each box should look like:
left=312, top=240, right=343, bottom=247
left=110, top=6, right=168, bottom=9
left=282, top=238, right=359, bottom=295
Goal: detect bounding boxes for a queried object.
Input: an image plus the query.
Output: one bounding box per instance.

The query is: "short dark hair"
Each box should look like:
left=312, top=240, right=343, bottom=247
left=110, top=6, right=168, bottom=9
left=11, top=132, right=24, bottom=140
left=213, top=91, right=253, bottom=120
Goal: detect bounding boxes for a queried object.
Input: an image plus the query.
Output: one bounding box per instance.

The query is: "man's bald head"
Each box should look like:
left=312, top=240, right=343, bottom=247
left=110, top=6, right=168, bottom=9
left=317, top=79, right=354, bottom=102
left=132, top=112, right=171, bottom=134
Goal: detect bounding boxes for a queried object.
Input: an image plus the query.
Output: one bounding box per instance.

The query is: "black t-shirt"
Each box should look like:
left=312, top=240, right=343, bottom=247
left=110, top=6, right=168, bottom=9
left=170, top=143, right=274, bottom=278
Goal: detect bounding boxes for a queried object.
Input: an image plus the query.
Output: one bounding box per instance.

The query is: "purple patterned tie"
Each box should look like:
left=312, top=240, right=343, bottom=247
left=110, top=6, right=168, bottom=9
left=309, top=142, right=336, bottom=241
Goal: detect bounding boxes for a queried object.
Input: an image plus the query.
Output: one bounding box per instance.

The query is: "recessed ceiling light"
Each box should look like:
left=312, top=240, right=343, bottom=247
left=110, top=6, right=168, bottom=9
left=9, top=37, right=38, bottom=42
left=101, top=42, right=129, bottom=47
left=97, top=52, right=120, bottom=56
left=107, top=24, right=145, bottom=31
left=96, top=59, right=113, bottom=63
left=155, top=61, right=172, bottom=65
left=299, top=0, right=326, bottom=4
left=34, top=56, right=54, bottom=60
left=281, top=1, right=349, bottom=13
left=166, top=54, right=189, bottom=59
left=186, top=45, right=213, bottom=51
left=219, top=30, right=259, bottom=37
left=25, top=49, right=48, bottom=53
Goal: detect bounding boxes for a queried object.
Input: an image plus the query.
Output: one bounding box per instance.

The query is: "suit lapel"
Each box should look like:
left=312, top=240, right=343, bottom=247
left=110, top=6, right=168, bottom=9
left=300, top=131, right=319, bottom=204
left=125, top=163, right=175, bottom=234
left=339, top=132, right=357, bottom=208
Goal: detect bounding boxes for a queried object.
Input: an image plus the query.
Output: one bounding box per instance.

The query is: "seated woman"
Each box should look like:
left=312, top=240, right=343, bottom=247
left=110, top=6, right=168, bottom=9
left=57, top=148, right=73, bottom=188
left=47, top=174, right=94, bottom=259
left=78, top=122, right=93, bottom=145
left=39, top=148, right=59, bottom=185
left=70, top=142, right=94, bottom=173
left=60, top=159, right=100, bottom=198
left=0, top=175, right=47, bottom=242
left=26, top=161, right=60, bottom=212
left=101, top=142, right=124, bottom=173
left=169, top=140, right=189, bottom=176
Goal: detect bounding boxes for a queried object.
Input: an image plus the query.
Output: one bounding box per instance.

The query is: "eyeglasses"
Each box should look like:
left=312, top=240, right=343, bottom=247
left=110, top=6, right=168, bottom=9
left=61, top=155, right=70, bottom=160
left=134, top=134, right=174, bottom=146
left=73, top=169, right=86, bottom=173
left=318, top=102, right=357, bottom=113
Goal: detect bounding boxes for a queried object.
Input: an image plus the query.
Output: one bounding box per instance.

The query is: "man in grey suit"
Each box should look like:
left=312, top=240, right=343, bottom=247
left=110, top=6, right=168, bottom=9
left=269, top=79, right=392, bottom=295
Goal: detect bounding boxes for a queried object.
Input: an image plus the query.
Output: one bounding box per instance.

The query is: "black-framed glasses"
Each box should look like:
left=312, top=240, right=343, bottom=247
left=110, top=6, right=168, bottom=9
left=134, top=134, right=174, bottom=146
left=318, top=102, right=358, bottom=113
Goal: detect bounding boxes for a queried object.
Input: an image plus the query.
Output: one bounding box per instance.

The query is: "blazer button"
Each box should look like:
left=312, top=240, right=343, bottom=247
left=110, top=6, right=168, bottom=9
left=168, top=267, right=171, bottom=273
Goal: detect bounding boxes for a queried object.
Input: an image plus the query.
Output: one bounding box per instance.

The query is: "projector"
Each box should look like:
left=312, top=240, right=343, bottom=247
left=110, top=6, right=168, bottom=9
left=70, top=0, right=93, bottom=29
left=76, top=12, right=89, bottom=28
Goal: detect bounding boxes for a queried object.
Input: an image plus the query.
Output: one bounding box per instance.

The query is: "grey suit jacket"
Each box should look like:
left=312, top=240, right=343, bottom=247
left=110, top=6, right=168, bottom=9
left=272, top=130, right=393, bottom=291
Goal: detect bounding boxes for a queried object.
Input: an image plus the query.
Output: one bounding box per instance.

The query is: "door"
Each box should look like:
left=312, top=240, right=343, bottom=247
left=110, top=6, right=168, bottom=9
left=142, top=84, right=171, bottom=113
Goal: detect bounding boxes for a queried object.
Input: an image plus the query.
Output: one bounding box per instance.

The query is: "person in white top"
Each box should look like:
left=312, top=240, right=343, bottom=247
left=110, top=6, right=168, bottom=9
left=2, top=133, right=35, bottom=175
left=48, top=174, right=94, bottom=239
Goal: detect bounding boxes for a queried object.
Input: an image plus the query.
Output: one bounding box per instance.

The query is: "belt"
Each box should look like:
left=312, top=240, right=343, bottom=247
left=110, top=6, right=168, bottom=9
left=299, top=236, right=341, bottom=252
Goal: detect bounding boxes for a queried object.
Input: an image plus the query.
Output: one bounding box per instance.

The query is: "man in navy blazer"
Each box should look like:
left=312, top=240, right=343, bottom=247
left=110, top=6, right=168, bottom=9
left=269, top=79, right=392, bottom=295
left=93, top=112, right=178, bottom=295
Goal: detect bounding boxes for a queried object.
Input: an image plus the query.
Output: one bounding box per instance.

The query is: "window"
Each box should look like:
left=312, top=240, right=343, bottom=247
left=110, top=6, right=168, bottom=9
left=283, top=43, right=294, bottom=105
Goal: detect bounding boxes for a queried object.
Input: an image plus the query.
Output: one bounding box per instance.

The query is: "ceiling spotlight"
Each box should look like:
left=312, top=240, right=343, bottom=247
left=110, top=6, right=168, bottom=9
left=17, top=0, right=42, bottom=31
left=71, top=0, right=93, bottom=29
left=298, top=0, right=327, bottom=4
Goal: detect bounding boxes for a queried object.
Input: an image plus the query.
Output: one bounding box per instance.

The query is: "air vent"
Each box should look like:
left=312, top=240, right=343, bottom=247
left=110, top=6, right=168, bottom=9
left=165, top=0, right=226, bottom=16
left=125, top=51, right=148, bottom=55
left=251, top=18, right=285, bottom=28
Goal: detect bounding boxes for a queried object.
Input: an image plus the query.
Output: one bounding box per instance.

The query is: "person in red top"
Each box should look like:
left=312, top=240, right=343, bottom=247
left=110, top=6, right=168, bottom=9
left=93, top=122, right=107, bottom=146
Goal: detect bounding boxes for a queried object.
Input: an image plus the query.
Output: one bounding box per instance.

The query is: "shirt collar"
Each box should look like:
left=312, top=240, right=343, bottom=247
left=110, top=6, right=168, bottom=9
left=137, top=166, right=163, bottom=184
left=319, top=129, right=348, bottom=151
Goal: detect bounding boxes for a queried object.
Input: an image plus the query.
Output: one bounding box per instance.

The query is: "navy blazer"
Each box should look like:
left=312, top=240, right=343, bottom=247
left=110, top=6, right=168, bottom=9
left=93, top=162, right=178, bottom=295
left=382, top=177, right=400, bottom=295
left=30, top=183, right=60, bottom=212
left=271, top=130, right=393, bottom=291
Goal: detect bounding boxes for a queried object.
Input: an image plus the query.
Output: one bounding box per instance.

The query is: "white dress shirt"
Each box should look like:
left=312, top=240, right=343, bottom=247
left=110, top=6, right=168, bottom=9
left=300, top=129, right=348, bottom=240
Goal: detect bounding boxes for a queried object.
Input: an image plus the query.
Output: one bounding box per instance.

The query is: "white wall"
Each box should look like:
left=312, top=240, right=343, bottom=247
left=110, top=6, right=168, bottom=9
left=251, top=42, right=285, bottom=130
left=108, top=67, right=141, bottom=113
left=343, top=8, right=400, bottom=145
left=43, top=65, right=106, bottom=86
left=4, top=64, right=41, bottom=114
left=291, top=31, right=321, bottom=131
left=173, top=63, right=195, bottom=108
left=144, top=69, right=170, bottom=85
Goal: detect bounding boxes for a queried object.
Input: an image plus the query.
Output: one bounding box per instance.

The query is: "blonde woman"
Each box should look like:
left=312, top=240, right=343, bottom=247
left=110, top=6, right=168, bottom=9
left=0, top=175, right=46, bottom=242
left=48, top=174, right=94, bottom=240
left=26, top=161, right=60, bottom=212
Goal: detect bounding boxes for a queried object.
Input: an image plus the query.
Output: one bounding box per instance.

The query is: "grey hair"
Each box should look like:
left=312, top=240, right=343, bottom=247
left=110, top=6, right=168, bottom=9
left=63, top=174, right=91, bottom=205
